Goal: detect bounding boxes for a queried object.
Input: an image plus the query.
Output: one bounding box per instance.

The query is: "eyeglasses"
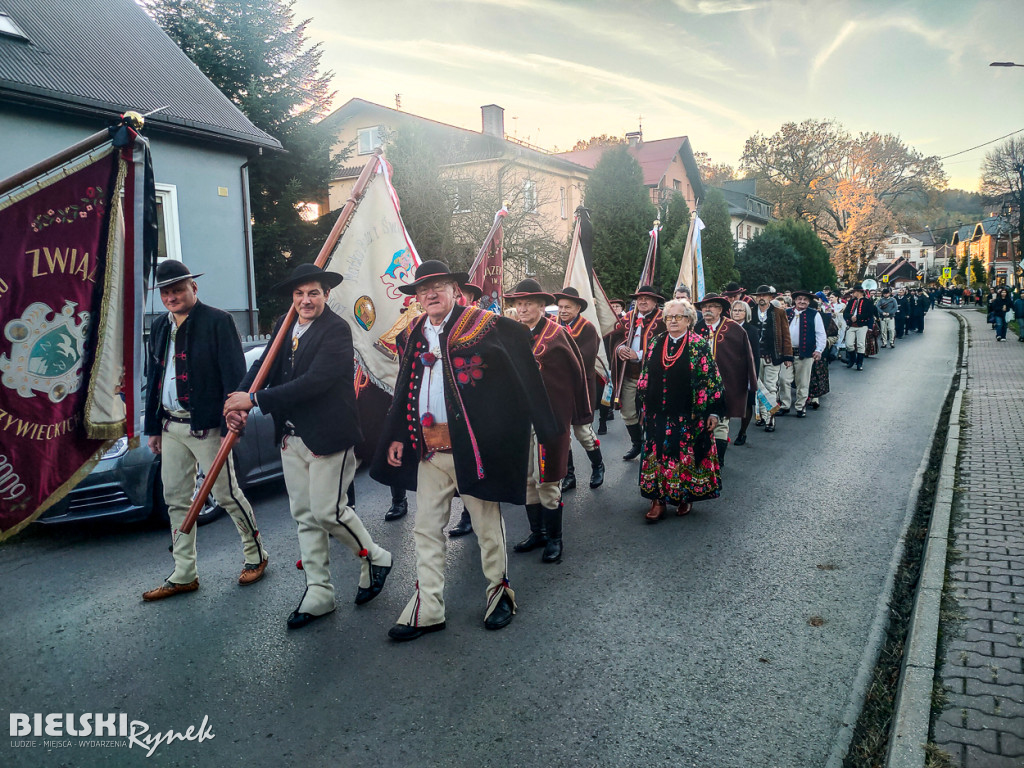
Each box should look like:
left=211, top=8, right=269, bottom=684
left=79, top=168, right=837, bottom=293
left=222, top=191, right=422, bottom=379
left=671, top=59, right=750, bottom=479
left=664, top=315, right=688, bottom=321
left=414, top=280, right=452, bottom=297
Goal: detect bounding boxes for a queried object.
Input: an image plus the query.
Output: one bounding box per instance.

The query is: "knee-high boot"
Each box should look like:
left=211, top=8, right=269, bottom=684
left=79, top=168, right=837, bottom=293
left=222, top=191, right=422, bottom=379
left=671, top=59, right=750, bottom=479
left=597, top=405, right=609, bottom=435
left=586, top=445, right=605, bottom=488
left=561, top=453, right=577, bottom=491
left=715, top=438, right=729, bottom=466
left=541, top=503, right=563, bottom=563
left=856, top=353, right=864, bottom=371
left=623, top=423, right=643, bottom=460
left=513, top=504, right=546, bottom=552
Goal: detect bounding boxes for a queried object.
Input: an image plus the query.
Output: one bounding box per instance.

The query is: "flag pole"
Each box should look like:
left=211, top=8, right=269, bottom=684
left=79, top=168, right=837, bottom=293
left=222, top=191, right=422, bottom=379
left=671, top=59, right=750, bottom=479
left=468, top=207, right=507, bottom=276
left=177, top=149, right=383, bottom=536
left=612, top=221, right=660, bottom=407
left=562, top=214, right=582, bottom=287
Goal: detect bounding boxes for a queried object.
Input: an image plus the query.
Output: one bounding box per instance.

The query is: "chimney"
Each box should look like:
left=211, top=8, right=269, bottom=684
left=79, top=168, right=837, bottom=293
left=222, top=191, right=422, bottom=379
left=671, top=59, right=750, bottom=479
left=625, top=130, right=642, bottom=147
left=481, top=104, right=505, bottom=138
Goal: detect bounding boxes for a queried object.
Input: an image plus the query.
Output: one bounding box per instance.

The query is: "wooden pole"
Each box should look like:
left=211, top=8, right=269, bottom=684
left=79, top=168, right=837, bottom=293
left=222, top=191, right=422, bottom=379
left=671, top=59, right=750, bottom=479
left=612, top=225, right=659, bottom=406
left=562, top=215, right=582, bottom=288
left=177, top=150, right=383, bottom=536
left=0, top=129, right=113, bottom=198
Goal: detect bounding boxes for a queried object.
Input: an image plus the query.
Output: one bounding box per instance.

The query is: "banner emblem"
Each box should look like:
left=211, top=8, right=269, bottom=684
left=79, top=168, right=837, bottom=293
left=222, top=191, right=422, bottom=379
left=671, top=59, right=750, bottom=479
left=1, top=301, right=90, bottom=401
left=354, top=296, right=376, bottom=331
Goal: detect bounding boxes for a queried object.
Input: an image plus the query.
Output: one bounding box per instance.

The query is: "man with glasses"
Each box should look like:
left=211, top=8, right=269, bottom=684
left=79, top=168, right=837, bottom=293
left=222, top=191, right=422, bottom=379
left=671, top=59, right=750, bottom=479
left=372, top=261, right=558, bottom=642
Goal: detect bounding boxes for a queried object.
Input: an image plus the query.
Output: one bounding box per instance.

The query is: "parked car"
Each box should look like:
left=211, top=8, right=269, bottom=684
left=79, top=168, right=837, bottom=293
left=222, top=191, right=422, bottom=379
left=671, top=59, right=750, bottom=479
left=37, top=346, right=282, bottom=527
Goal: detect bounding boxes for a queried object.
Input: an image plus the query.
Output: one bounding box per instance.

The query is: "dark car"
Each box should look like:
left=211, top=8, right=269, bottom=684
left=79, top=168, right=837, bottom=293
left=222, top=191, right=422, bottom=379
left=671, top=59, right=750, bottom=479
left=37, top=346, right=282, bottom=527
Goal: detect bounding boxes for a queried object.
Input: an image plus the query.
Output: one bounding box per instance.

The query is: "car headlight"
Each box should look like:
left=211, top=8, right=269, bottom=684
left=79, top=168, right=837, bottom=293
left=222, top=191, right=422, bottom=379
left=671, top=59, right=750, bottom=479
left=102, top=436, right=129, bottom=460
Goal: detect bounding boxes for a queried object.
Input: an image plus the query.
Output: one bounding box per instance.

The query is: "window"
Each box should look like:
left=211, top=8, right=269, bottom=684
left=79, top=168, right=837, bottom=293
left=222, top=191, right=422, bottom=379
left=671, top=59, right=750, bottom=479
left=672, top=179, right=681, bottom=192
left=523, top=180, right=537, bottom=213
left=357, top=126, right=382, bottom=155
left=559, top=187, right=567, bottom=219
left=746, top=224, right=752, bottom=240
left=885, top=250, right=895, bottom=259
left=0, top=13, right=28, bottom=41
left=920, top=249, right=927, bottom=260
left=901, top=237, right=911, bottom=244
left=453, top=179, right=472, bottom=213
left=154, top=183, right=182, bottom=265
left=902, top=250, right=911, bottom=259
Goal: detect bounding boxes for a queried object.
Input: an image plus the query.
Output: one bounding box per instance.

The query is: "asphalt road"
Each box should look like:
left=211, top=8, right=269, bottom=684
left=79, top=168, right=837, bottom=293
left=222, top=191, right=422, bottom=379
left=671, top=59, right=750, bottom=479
left=0, top=310, right=958, bottom=768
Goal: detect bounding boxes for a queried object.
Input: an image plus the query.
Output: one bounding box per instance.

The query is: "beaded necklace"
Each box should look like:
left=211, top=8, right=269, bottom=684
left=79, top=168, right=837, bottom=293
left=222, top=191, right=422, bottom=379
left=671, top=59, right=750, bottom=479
left=661, top=333, right=687, bottom=368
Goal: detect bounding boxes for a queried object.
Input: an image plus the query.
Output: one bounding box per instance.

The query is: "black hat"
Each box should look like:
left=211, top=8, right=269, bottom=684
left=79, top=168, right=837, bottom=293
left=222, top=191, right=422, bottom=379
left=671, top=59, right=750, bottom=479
left=272, top=263, right=343, bottom=295
left=398, top=260, right=469, bottom=296
left=460, top=282, right=483, bottom=302
left=154, top=260, right=203, bottom=289
left=722, top=282, right=746, bottom=296
left=791, top=290, right=816, bottom=301
left=694, top=293, right=732, bottom=312
left=506, top=278, right=555, bottom=304
left=851, top=283, right=865, bottom=292
left=552, top=286, right=588, bottom=312
left=628, top=284, right=666, bottom=301
left=752, top=284, right=777, bottom=296
left=882, top=287, right=892, bottom=294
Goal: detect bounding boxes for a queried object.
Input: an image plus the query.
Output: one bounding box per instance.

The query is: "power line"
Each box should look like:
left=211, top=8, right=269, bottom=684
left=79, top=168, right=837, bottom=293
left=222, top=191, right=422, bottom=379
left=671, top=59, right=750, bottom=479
left=940, top=127, right=1024, bottom=160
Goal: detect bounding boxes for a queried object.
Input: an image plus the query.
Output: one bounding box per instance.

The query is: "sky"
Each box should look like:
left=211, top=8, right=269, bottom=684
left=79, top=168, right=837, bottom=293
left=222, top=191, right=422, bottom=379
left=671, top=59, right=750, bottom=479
left=295, top=0, right=1024, bottom=191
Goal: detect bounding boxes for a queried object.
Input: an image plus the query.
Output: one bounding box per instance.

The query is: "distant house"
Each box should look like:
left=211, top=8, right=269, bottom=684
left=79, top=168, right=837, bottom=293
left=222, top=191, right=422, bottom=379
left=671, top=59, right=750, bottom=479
left=950, top=217, right=1017, bottom=286
left=319, top=98, right=590, bottom=268
left=0, top=0, right=281, bottom=334
left=714, top=179, right=774, bottom=247
left=556, top=131, right=704, bottom=213
left=871, top=231, right=937, bottom=282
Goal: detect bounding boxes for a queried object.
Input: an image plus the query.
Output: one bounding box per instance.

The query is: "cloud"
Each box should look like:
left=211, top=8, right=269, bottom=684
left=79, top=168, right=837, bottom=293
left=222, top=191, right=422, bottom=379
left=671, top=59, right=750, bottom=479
left=670, top=0, right=766, bottom=13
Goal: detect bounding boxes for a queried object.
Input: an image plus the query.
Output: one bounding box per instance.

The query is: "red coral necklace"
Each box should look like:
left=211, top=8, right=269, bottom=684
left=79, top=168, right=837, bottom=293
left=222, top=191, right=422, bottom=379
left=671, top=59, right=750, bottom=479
left=662, top=334, right=687, bottom=368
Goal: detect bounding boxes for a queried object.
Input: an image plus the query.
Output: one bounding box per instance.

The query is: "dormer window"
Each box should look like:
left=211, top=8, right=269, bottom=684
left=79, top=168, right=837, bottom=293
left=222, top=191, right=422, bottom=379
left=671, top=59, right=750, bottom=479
left=0, top=12, right=29, bottom=41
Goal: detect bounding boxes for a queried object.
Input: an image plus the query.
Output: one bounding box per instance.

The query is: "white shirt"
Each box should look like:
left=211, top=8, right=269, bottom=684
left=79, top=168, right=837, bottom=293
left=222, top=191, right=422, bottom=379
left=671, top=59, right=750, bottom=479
left=789, top=309, right=827, bottom=355
left=418, top=308, right=454, bottom=424
left=630, top=312, right=649, bottom=354
left=161, top=315, right=185, bottom=413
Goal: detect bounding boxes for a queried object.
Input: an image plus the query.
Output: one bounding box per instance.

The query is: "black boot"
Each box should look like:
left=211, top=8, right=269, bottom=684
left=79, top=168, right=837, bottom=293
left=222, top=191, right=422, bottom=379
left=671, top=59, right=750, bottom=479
left=622, top=423, right=643, bottom=460
left=448, top=509, right=473, bottom=537
left=384, top=486, right=408, bottom=521
left=715, top=438, right=729, bottom=466
left=561, top=453, right=577, bottom=492
left=845, top=353, right=855, bottom=369
left=856, top=353, right=864, bottom=371
left=586, top=446, right=605, bottom=488
left=513, top=504, right=546, bottom=552
left=597, top=406, right=609, bottom=435
left=541, top=503, right=563, bottom=563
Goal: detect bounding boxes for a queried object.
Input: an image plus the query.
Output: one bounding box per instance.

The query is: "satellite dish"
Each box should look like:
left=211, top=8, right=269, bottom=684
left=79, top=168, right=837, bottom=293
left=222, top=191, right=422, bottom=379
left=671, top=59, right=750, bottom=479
left=862, top=279, right=879, bottom=290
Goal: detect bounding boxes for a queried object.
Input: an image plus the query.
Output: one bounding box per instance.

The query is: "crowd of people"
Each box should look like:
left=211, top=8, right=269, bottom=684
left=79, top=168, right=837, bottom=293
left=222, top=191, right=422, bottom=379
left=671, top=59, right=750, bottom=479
left=139, top=257, right=943, bottom=643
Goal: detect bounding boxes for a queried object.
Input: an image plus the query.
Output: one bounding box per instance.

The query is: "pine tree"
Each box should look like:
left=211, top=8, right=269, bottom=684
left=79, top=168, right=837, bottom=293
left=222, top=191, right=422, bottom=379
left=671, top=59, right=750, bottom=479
left=765, top=218, right=837, bottom=290
left=735, top=231, right=802, bottom=291
left=144, top=0, right=339, bottom=326
left=699, top=188, right=738, bottom=292
left=584, top=146, right=657, bottom=299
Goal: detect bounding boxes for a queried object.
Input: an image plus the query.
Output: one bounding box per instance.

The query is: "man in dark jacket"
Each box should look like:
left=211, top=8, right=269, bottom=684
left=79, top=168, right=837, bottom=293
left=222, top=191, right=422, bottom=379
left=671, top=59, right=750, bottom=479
left=508, top=280, right=591, bottom=564
left=372, top=261, right=559, bottom=641
left=842, top=284, right=877, bottom=370
left=142, top=261, right=268, bottom=602
left=225, top=264, right=391, bottom=630
left=749, top=285, right=793, bottom=432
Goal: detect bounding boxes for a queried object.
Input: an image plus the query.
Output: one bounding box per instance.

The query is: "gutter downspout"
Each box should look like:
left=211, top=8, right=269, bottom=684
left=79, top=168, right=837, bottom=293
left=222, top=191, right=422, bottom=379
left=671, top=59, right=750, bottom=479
left=240, top=159, right=258, bottom=335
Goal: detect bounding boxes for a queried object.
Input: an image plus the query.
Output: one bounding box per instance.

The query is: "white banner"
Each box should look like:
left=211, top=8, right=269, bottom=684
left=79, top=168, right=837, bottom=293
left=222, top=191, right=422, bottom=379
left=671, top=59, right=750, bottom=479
left=564, top=226, right=612, bottom=382
left=325, top=159, right=422, bottom=393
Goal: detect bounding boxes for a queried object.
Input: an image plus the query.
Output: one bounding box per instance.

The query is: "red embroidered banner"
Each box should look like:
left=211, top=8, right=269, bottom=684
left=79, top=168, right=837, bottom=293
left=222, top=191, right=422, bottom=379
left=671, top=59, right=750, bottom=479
left=0, top=143, right=136, bottom=540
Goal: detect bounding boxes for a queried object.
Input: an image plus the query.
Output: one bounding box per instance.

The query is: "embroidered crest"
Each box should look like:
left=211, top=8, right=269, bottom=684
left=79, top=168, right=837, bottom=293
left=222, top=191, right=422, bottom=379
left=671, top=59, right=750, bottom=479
left=380, top=248, right=416, bottom=299
left=1, top=301, right=90, bottom=402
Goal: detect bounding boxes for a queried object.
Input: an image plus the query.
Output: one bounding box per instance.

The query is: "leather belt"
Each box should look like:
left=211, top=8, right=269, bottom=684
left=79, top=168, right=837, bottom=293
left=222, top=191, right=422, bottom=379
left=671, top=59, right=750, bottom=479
left=162, top=410, right=190, bottom=425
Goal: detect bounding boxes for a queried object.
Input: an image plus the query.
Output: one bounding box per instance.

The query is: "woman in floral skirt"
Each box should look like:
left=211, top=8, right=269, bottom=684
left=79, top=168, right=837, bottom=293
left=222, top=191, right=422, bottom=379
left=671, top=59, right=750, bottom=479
left=637, top=299, right=725, bottom=523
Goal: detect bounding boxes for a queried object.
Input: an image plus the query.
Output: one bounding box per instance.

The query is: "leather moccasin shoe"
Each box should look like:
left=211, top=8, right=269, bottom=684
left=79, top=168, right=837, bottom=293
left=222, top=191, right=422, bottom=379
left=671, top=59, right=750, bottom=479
left=388, top=622, right=446, bottom=642
left=143, top=579, right=199, bottom=601
left=795, top=409, right=806, bottom=418
left=287, top=608, right=333, bottom=630
left=677, top=502, right=693, bottom=516
left=733, top=432, right=747, bottom=446
left=484, top=594, right=515, bottom=631
left=238, top=557, right=268, bottom=586
left=354, top=563, right=391, bottom=605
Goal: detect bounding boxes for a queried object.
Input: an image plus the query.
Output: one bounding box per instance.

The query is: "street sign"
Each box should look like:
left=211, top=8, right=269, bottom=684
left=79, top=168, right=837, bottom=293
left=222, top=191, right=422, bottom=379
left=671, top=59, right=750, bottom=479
left=942, top=267, right=952, bottom=279
left=881, top=274, right=889, bottom=283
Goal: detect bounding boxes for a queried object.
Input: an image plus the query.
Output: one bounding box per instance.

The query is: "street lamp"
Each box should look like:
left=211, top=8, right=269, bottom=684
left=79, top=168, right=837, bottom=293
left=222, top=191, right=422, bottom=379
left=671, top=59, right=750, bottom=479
left=990, top=62, right=1024, bottom=67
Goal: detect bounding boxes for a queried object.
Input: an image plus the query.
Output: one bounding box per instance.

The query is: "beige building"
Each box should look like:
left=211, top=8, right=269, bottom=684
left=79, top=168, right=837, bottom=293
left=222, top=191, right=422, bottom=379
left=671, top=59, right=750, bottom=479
left=319, top=99, right=591, bottom=280
left=555, top=131, right=704, bottom=213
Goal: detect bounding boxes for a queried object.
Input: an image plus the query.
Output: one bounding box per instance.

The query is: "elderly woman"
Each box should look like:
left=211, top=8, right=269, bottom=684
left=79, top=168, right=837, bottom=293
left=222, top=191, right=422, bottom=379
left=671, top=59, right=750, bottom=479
left=637, top=299, right=725, bottom=522
left=730, top=299, right=758, bottom=445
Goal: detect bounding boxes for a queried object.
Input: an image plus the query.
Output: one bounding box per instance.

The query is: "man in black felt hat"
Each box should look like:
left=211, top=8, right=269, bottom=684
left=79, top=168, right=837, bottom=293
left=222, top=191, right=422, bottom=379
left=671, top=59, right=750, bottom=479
left=784, top=290, right=826, bottom=417
left=553, top=286, right=605, bottom=492
left=612, top=285, right=666, bottom=460
left=842, top=283, right=877, bottom=371
left=142, top=261, right=269, bottom=602
left=224, top=263, right=392, bottom=630
left=371, top=261, right=559, bottom=641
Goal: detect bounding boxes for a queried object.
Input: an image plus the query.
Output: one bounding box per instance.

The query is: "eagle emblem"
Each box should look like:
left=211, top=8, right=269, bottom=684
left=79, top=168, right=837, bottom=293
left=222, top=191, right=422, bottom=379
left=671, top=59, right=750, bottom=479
left=1, top=301, right=90, bottom=402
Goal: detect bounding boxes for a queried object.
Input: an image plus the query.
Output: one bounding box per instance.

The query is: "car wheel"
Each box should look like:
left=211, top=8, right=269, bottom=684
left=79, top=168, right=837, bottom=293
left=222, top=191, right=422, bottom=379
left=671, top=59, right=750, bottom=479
left=194, top=468, right=226, bottom=527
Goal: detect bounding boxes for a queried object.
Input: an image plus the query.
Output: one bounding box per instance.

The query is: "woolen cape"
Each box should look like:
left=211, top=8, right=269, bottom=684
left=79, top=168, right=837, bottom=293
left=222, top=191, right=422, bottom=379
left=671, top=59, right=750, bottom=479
left=696, top=318, right=757, bottom=419
left=531, top=315, right=592, bottom=483
left=370, top=304, right=560, bottom=505
left=560, top=313, right=602, bottom=407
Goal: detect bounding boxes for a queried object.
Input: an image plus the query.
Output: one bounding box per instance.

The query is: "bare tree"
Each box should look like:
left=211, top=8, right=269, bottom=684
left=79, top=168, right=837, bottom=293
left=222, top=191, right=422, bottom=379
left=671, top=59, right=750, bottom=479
left=981, top=136, right=1024, bottom=248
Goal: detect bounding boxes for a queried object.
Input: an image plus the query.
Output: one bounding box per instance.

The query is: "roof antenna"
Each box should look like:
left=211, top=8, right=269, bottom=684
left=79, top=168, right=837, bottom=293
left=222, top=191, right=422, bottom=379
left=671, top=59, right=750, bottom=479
left=395, top=93, right=402, bottom=110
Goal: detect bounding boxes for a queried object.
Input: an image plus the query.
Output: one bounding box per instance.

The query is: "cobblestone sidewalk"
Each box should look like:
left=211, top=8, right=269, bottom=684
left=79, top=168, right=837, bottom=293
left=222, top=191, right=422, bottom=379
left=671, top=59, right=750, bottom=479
left=933, top=308, right=1024, bottom=767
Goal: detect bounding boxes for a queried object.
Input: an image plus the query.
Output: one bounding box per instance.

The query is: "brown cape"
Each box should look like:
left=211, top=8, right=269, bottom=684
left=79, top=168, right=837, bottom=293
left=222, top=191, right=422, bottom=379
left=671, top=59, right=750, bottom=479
left=696, top=318, right=758, bottom=419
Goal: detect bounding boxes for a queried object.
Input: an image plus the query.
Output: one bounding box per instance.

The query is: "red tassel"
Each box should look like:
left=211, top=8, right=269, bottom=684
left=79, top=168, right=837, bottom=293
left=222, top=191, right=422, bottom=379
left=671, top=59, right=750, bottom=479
left=359, top=549, right=369, bottom=558
left=296, top=559, right=303, bottom=570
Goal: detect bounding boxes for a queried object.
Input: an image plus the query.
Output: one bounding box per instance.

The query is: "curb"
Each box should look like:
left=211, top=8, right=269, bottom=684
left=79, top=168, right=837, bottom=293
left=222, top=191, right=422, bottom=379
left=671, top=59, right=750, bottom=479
left=824, top=309, right=964, bottom=768
left=885, top=310, right=969, bottom=767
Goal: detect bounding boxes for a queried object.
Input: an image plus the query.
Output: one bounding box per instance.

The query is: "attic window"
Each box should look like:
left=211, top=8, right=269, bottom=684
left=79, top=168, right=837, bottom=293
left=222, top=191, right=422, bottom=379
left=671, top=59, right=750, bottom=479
left=0, top=13, right=29, bottom=41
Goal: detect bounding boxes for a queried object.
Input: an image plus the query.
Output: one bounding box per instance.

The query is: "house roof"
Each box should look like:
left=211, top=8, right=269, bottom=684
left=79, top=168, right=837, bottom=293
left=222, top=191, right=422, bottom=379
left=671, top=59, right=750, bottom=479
left=555, top=136, right=705, bottom=200
left=716, top=184, right=773, bottom=224
left=0, top=0, right=281, bottom=151
left=876, top=257, right=919, bottom=281
left=322, top=98, right=590, bottom=176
